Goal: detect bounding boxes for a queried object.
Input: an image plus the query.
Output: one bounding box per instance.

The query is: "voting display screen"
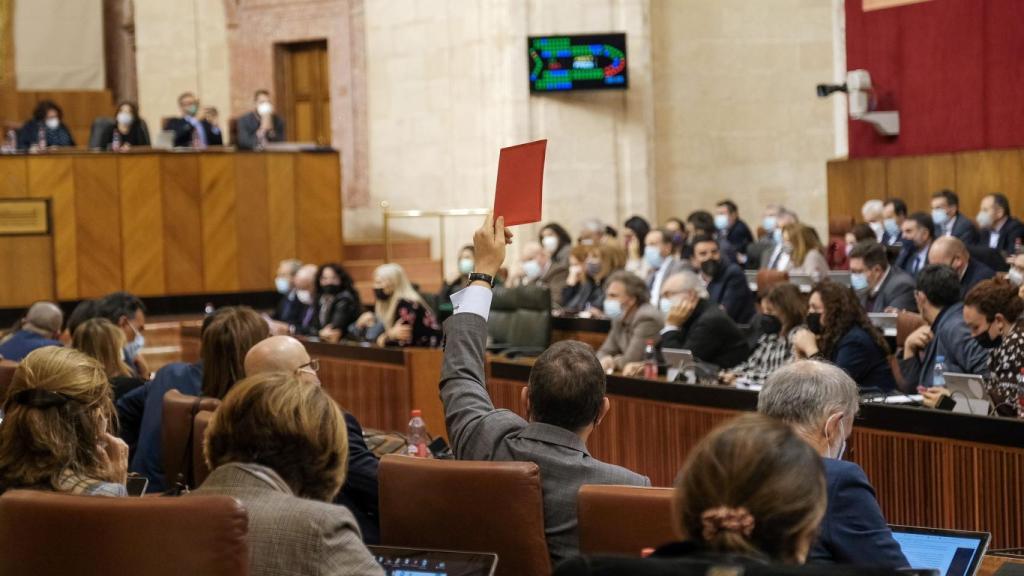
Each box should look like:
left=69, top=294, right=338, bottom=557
left=528, top=33, right=627, bottom=92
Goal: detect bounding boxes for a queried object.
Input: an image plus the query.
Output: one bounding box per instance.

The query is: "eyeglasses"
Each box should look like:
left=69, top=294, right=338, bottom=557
left=296, top=358, right=320, bottom=374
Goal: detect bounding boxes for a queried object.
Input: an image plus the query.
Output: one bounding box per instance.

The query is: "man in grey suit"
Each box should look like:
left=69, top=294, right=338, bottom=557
left=848, top=241, right=917, bottom=313
left=441, top=214, right=650, bottom=564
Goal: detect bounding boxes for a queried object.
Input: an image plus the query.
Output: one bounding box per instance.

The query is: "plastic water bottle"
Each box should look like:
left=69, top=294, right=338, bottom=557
left=36, top=124, right=46, bottom=150
left=407, top=409, right=429, bottom=458
left=643, top=339, right=658, bottom=379
left=932, top=355, right=946, bottom=388
left=1, top=130, right=15, bottom=153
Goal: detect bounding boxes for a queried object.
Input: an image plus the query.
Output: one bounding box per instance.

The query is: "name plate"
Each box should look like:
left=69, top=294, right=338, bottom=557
left=0, top=199, right=50, bottom=235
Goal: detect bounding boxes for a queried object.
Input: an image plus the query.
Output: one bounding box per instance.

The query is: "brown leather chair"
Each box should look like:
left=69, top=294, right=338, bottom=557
left=162, top=389, right=221, bottom=491
left=0, top=360, right=17, bottom=403
left=578, top=484, right=677, bottom=557
left=755, top=269, right=789, bottom=297
left=192, top=410, right=216, bottom=487
left=379, top=455, right=550, bottom=576
left=829, top=216, right=856, bottom=237
left=895, top=310, right=926, bottom=349
left=0, top=490, right=248, bottom=576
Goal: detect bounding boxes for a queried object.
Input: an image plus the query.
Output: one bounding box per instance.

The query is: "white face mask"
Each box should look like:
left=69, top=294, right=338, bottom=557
left=257, top=102, right=274, bottom=116
left=275, top=277, right=290, bottom=294
left=45, top=117, right=60, bottom=130
left=124, top=321, right=145, bottom=363
left=824, top=415, right=847, bottom=460
left=541, top=236, right=559, bottom=255
left=604, top=298, right=623, bottom=320
left=522, top=259, right=542, bottom=281
left=1009, top=268, right=1024, bottom=287
left=296, top=289, right=313, bottom=305
left=116, top=112, right=134, bottom=126
left=977, top=210, right=994, bottom=229
left=458, top=258, right=474, bottom=275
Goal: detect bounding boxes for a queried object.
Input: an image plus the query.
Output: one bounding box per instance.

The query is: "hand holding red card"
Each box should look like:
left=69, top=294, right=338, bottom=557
left=493, top=139, right=547, bottom=226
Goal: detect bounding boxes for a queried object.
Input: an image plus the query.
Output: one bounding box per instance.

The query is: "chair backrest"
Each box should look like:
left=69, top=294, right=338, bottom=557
left=895, top=310, right=926, bottom=348
left=578, top=484, right=677, bottom=557
left=87, top=116, right=114, bottom=149
left=162, top=389, right=221, bottom=491
left=192, top=410, right=215, bottom=488
left=0, top=360, right=17, bottom=404
left=0, top=490, right=248, bottom=576
left=487, top=285, right=552, bottom=350
left=379, top=454, right=551, bottom=576
left=755, top=269, right=789, bottom=297
left=829, top=216, right=856, bottom=237
left=967, top=243, right=1010, bottom=273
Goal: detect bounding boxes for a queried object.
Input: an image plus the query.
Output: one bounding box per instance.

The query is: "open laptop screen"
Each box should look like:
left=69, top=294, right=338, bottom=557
left=890, top=525, right=990, bottom=576
left=369, top=546, right=498, bottom=576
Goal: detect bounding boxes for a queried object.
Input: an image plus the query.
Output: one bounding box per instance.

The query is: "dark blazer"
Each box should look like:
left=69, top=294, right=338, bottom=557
left=272, top=291, right=307, bottom=326
left=0, top=330, right=62, bottom=362
left=936, top=213, right=979, bottom=245
left=110, top=375, right=146, bottom=401
left=894, top=242, right=929, bottom=276
left=659, top=299, right=750, bottom=370
left=809, top=458, right=909, bottom=567
left=164, top=117, right=223, bottom=147
left=97, top=122, right=150, bottom=148
left=707, top=263, right=756, bottom=324
left=235, top=111, right=286, bottom=150
left=980, top=217, right=1024, bottom=255
left=723, top=219, right=755, bottom=254
left=314, top=290, right=361, bottom=336
left=899, top=302, right=990, bottom=388
left=562, top=279, right=605, bottom=314
left=16, top=120, right=75, bottom=149
left=334, top=412, right=381, bottom=544
left=828, top=326, right=896, bottom=391
left=882, top=229, right=902, bottom=247
left=960, top=259, right=995, bottom=297
left=859, top=267, right=917, bottom=313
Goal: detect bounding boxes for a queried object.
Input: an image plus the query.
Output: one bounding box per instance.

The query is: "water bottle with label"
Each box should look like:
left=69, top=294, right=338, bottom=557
left=407, top=409, right=429, bottom=458
left=932, top=355, right=946, bottom=388
left=643, top=339, right=658, bottom=379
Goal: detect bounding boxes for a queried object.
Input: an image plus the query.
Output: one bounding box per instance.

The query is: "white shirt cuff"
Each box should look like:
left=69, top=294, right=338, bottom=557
left=451, top=285, right=493, bottom=320
left=660, top=325, right=680, bottom=335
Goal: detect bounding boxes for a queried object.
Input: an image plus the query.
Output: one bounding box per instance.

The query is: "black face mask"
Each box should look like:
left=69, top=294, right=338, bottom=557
left=321, top=284, right=341, bottom=295
left=374, top=288, right=391, bottom=301
left=806, top=312, right=823, bottom=335
left=974, top=329, right=1002, bottom=350
left=761, top=314, right=782, bottom=335
left=700, top=259, right=721, bottom=279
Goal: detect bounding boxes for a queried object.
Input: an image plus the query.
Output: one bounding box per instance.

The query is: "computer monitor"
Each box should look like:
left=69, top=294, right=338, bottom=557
left=890, top=525, right=990, bottom=576
left=942, top=373, right=994, bottom=416
left=369, top=546, right=498, bottom=576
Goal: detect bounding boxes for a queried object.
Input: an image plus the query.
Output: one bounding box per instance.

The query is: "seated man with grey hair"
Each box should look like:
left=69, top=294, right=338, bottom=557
left=862, top=199, right=886, bottom=242
left=758, top=360, right=908, bottom=568
left=0, top=301, right=63, bottom=361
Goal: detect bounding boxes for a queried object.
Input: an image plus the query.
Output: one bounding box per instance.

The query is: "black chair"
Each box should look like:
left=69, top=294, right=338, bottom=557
left=88, top=116, right=152, bottom=150
left=487, top=285, right=551, bottom=358
left=967, top=243, right=1009, bottom=272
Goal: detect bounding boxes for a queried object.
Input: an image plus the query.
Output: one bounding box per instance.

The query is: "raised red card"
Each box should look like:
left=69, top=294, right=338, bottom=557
left=493, top=139, right=547, bottom=226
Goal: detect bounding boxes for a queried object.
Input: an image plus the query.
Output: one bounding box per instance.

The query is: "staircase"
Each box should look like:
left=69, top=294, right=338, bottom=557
left=344, top=238, right=443, bottom=304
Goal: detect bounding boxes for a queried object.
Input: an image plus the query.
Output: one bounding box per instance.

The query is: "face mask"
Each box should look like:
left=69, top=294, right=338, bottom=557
left=522, top=259, right=542, bottom=281
left=1009, top=268, right=1024, bottom=287
left=321, top=284, right=341, bottom=296
left=45, top=118, right=60, bottom=130
left=257, top=102, right=274, bottom=116
left=762, top=216, right=777, bottom=233
left=977, top=210, right=994, bottom=229
left=604, top=299, right=623, bottom=320
left=932, top=208, right=949, bottom=226
left=659, top=297, right=677, bottom=315
left=883, top=218, right=900, bottom=236
left=124, top=322, right=145, bottom=363
left=186, top=104, right=199, bottom=116
left=458, top=258, right=474, bottom=275
left=850, top=272, right=869, bottom=291
left=772, top=228, right=783, bottom=244
left=275, top=277, right=290, bottom=294
left=116, top=112, right=134, bottom=126
left=761, top=314, right=782, bottom=335
left=374, top=287, right=392, bottom=302
left=296, top=289, right=313, bottom=305
left=644, top=245, right=665, bottom=269
left=700, top=259, right=721, bottom=279
left=713, top=214, right=729, bottom=231
left=585, top=261, right=602, bottom=278
left=974, top=330, right=1002, bottom=350
left=806, top=312, right=823, bottom=335
left=825, top=417, right=847, bottom=460
left=541, top=236, right=560, bottom=255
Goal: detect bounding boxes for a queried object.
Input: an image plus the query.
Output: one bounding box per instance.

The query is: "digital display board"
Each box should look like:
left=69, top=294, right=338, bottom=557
left=528, top=33, right=628, bottom=92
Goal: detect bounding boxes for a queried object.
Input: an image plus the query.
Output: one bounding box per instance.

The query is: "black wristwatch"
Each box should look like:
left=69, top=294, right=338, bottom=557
left=468, top=272, right=495, bottom=287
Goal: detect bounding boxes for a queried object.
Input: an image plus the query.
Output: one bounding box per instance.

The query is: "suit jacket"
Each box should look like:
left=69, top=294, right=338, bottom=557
left=882, top=229, right=902, bottom=247
left=0, top=330, right=62, bottom=362
left=193, top=462, right=383, bottom=576
left=314, top=290, right=361, bottom=335
left=562, top=278, right=605, bottom=314
left=979, top=217, right=1024, bottom=255
left=723, top=219, right=755, bottom=254
left=596, top=303, right=664, bottom=371
left=334, top=412, right=381, bottom=544
left=859, top=267, right=917, bottom=313
left=899, top=303, right=990, bottom=387
left=894, top=242, right=929, bottom=276
left=828, top=327, right=896, bottom=391
left=440, top=312, right=650, bottom=563
left=273, top=291, right=305, bottom=325
left=936, top=213, right=979, bottom=245
left=236, top=111, right=286, bottom=150
left=164, top=117, right=224, bottom=147
left=960, top=259, right=995, bottom=297
left=745, top=238, right=775, bottom=270
left=809, top=459, right=909, bottom=567
left=707, top=263, right=755, bottom=324
left=659, top=299, right=750, bottom=370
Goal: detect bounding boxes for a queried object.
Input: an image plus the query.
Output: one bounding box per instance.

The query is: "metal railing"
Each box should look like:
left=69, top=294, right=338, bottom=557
left=380, top=201, right=489, bottom=273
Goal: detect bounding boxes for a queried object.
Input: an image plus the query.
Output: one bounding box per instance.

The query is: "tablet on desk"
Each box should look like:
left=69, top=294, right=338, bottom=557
left=943, top=373, right=993, bottom=416
left=369, top=546, right=497, bottom=576
left=890, top=525, right=990, bottom=576
left=661, top=348, right=695, bottom=383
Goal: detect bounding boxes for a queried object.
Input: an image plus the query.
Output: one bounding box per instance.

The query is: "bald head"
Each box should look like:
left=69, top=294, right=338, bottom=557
left=928, top=236, right=969, bottom=274
left=25, top=301, right=63, bottom=336
left=244, top=335, right=316, bottom=383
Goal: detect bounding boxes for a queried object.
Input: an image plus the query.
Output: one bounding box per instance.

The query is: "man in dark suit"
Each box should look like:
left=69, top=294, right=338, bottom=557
left=894, top=212, right=934, bottom=277
left=691, top=235, right=755, bottom=324
left=881, top=198, right=907, bottom=247
left=271, top=258, right=303, bottom=322
left=654, top=271, right=750, bottom=370
left=758, top=361, right=909, bottom=568
left=714, top=199, right=755, bottom=256
left=928, top=236, right=995, bottom=297
left=164, top=92, right=223, bottom=148
left=931, top=189, right=979, bottom=245
left=977, top=193, right=1024, bottom=256
left=848, top=241, right=917, bottom=312
left=237, top=89, right=286, bottom=150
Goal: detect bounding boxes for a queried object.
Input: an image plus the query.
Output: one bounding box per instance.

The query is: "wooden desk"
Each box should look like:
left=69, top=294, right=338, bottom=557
left=0, top=149, right=342, bottom=308
left=552, top=316, right=610, bottom=351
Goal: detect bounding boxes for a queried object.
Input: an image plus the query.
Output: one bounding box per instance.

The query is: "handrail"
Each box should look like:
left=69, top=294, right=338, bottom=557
left=380, top=201, right=489, bottom=272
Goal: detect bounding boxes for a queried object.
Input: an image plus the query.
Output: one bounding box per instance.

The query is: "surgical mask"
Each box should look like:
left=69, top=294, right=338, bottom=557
left=869, top=221, right=884, bottom=238
left=45, top=118, right=60, bottom=130
left=296, top=289, right=313, bottom=305
left=825, top=417, right=847, bottom=461
left=760, top=314, right=782, bottom=335
left=604, top=299, right=623, bottom=320
left=541, top=235, right=560, bottom=255
left=977, top=210, right=994, bottom=229
left=124, top=322, right=145, bottom=364
left=932, top=208, right=949, bottom=226
left=762, top=216, right=777, bottom=233
left=458, top=258, right=474, bottom=275
left=700, top=259, right=721, bottom=279
left=713, top=214, right=729, bottom=231
left=116, top=112, right=134, bottom=126
left=374, top=288, right=392, bottom=301
left=186, top=104, right=199, bottom=116
left=275, top=277, right=290, bottom=294
left=585, top=261, right=602, bottom=278
left=644, top=245, right=665, bottom=269
left=257, top=102, right=274, bottom=116
left=806, top=312, right=823, bottom=335
left=522, top=259, right=542, bottom=281
left=659, top=297, right=676, bottom=315
left=1009, top=268, right=1024, bottom=287
left=772, top=228, right=783, bottom=244
left=850, top=272, right=869, bottom=291
left=883, top=217, right=900, bottom=236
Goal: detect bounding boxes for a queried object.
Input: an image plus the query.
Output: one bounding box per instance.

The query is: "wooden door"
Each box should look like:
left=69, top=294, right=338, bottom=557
left=275, top=40, right=331, bottom=146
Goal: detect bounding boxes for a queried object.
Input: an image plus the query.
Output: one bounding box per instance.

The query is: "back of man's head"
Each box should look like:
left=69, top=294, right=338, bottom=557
left=528, top=341, right=606, bottom=431
left=96, top=291, right=146, bottom=324
left=244, top=335, right=310, bottom=376
left=757, top=361, right=858, bottom=431
left=916, top=264, right=962, bottom=308
left=25, top=302, right=63, bottom=335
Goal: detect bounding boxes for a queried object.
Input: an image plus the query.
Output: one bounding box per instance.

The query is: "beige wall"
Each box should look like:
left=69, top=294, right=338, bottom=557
left=14, top=0, right=105, bottom=90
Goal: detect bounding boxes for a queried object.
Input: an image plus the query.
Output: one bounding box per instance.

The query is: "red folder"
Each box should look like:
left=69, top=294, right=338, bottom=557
left=493, top=139, right=547, bottom=226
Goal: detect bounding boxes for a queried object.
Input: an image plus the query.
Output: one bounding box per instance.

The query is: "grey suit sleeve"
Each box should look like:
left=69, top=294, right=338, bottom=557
left=886, top=280, right=918, bottom=312
left=614, top=314, right=662, bottom=370
left=596, top=323, right=622, bottom=360
left=318, top=508, right=385, bottom=576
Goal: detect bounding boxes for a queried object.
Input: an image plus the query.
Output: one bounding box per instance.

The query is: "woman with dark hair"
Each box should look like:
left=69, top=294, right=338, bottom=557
left=539, top=222, right=573, bottom=265
left=721, top=283, right=806, bottom=386
left=18, top=100, right=75, bottom=150
left=440, top=245, right=476, bottom=302
left=622, top=215, right=651, bottom=274
left=97, top=101, right=150, bottom=150
left=313, top=263, right=361, bottom=343
left=792, top=280, right=896, bottom=390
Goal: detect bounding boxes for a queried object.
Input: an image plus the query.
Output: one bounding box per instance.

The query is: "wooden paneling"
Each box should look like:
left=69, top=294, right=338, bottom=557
left=295, top=153, right=343, bottom=265
left=161, top=155, right=204, bottom=295
left=0, top=157, right=27, bottom=197
left=73, top=156, right=122, bottom=297
left=955, top=149, right=1024, bottom=213
left=119, top=155, right=166, bottom=296
left=319, top=355, right=411, bottom=433
left=27, top=157, right=76, bottom=300
left=407, top=348, right=446, bottom=441
left=266, top=153, right=298, bottom=269
left=826, top=158, right=886, bottom=228
left=0, top=236, right=53, bottom=306
left=885, top=154, right=957, bottom=210
left=199, top=155, right=239, bottom=292
left=233, top=155, right=270, bottom=291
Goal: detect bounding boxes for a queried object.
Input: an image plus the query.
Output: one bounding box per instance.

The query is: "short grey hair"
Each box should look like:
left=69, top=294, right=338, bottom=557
left=757, top=361, right=859, bottom=430
left=671, top=270, right=709, bottom=300
left=861, top=199, right=884, bottom=220
left=607, top=270, right=650, bottom=303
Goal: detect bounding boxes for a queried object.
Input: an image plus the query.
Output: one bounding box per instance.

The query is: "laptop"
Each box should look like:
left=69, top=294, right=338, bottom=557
left=868, top=312, right=899, bottom=338
left=369, top=546, right=498, bottom=576
left=662, top=348, right=695, bottom=383
left=827, top=270, right=852, bottom=286
left=890, top=525, right=990, bottom=576
left=942, top=373, right=994, bottom=416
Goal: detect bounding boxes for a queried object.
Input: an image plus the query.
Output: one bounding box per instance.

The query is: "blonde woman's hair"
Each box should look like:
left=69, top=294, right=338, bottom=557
left=374, top=263, right=429, bottom=330
left=784, top=223, right=824, bottom=267
left=204, top=371, right=349, bottom=502
left=0, top=347, right=115, bottom=491
left=72, top=318, right=131, bottom=378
